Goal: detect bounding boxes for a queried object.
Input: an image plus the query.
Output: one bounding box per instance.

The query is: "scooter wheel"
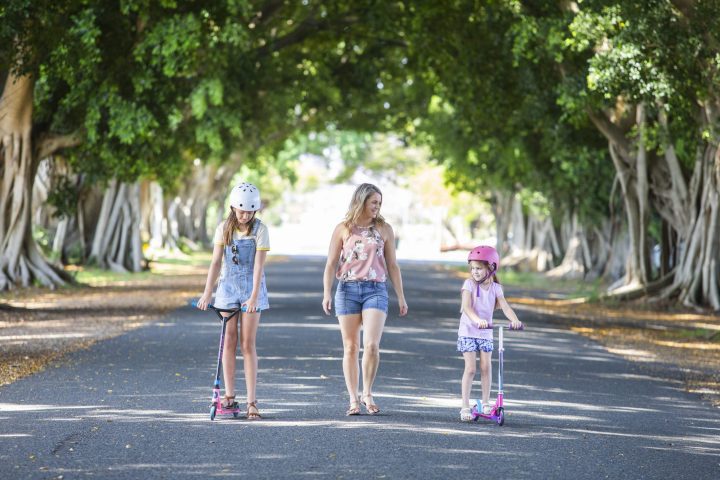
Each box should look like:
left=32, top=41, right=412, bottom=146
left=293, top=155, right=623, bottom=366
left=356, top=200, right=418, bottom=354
left=497, top=407, right=504, bottom=426
left=210, top=405, right=217, bottom=421
left=233, top=411, right=239, bottom=418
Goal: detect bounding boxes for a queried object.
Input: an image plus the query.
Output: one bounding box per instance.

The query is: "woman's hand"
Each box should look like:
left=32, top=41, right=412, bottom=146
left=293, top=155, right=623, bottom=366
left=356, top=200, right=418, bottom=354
left=322, top=295, right=332, bottom=315
left=398, top=300, right=408, bottom=317
left=196, top=293, right=211, bottom=310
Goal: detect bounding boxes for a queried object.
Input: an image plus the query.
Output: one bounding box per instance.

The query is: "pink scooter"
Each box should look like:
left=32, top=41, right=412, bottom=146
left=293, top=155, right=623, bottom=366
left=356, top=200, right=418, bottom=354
left=470, top=323, right=524, bottom=426
left=193, top=302, right=258, bottom=421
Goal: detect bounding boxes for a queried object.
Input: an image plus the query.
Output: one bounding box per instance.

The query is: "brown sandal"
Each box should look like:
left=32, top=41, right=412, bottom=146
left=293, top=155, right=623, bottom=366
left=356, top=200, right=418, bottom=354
left=346, top=397, right=361, bottom=416
left=221, top=395, right=237, bottom=409
left=361, top=395, right=380, bottom=415
left=246, top=401, right=262, bottom=420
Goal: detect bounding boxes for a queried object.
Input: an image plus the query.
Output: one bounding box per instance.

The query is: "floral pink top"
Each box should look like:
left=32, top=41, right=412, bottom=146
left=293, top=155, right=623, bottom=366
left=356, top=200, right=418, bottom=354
left=336, top=225, right=387, bottom=282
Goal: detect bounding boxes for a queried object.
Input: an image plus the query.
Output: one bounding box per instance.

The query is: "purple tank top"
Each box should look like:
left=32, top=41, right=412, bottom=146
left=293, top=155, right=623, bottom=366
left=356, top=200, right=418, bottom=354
left=336, top=225, right=387, bottom=282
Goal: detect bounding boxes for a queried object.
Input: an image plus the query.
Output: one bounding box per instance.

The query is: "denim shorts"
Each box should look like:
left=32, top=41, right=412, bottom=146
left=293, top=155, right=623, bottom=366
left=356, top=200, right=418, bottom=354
left=334, top=280, right=389, bottom=315
left=457, top=336, right=494, bottom=353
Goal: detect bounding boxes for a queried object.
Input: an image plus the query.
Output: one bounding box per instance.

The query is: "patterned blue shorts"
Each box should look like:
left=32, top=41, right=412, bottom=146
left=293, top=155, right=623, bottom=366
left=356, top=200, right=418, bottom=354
left=457, top=336, right=494, bottom=353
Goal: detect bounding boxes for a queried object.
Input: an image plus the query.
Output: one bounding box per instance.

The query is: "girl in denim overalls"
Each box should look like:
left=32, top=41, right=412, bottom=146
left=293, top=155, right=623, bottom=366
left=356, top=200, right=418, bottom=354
left=197, top=183, right=270, bottom=420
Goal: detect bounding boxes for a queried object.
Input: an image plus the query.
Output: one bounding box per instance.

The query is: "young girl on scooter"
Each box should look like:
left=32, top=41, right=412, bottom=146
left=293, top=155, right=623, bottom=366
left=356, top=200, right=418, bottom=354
left=458, top=246, right=522, bottom=422
left=197, top=182, right=270, bottom=420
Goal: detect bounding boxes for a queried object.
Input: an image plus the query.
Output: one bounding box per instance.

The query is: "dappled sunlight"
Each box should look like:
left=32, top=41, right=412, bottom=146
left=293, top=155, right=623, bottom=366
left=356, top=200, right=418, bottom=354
left=594, top=372, right=682, bottom=384
left=249, top=418, right=501, bottom=437
left=383, top=326, right=432, bottom=334
left=509, top=296, right=720, bottom=325
left=262, top=322, right=337, bottom=331
left=0, top=332, right=93, bottom=341
left=0, top=403, right=99, bottom=412
left=644, top=445, right=720, bottom=457
left=376, top=348, right=420, bottom=356
left=511, top=399, right=659, bottom=414
left=507, top=384, right=575, bottom=394
left=258, top=383, right=323, bottom=392
left=83, top=410, right=221, bottom=423
left=61, top=462, right=246, bottom=475
left=561, top=428, right=720, bottom=449
left=605, top=347, right=658, bottom=361
left=262, top=356, right=336, bottom=362
left=402, top=445, right=525, bottom=456
left=430, top=365, right=457, bottom=371
left=653, top=339, right=720, bottom=351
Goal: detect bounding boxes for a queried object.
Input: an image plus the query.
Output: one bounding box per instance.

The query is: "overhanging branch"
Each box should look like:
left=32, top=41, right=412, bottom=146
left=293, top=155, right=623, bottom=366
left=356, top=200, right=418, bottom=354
left=35, top=132, right=82, bottom=159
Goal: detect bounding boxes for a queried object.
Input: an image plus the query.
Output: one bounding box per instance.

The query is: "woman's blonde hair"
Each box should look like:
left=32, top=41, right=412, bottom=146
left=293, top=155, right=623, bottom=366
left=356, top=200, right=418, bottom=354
left=342, top=183, right=386, bottom=230
left=222, top=208, right=255, bottom=246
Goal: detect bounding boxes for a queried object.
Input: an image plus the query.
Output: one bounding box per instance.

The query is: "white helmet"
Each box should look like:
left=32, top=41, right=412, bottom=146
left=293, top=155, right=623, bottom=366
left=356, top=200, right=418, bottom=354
left=229, top=182, right=262, bottom=211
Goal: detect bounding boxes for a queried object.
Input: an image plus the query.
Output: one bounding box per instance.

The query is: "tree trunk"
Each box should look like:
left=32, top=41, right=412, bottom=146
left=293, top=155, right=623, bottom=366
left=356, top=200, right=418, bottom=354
left=88, top=180, right=143, bottom=272
left=52, top=217, right=69, bottom=262
left=547, top=213, right=587, bottom=279
left=588, top=104, right=654, bottom=292
left=0, top=73, right=72, bottom=289
left=524, top=215, right=558, bottom=272
left=660, top=141, right=720, bottom=310
left=146, top=181, right=168, bottom=250
left=490, top=190, right=514, bottom=254
left=508, top=193, right=526, bottom=254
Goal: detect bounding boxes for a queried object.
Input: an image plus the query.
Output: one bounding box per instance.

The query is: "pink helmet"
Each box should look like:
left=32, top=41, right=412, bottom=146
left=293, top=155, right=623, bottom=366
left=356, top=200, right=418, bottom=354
left=468, top=245, right=500, bottom=270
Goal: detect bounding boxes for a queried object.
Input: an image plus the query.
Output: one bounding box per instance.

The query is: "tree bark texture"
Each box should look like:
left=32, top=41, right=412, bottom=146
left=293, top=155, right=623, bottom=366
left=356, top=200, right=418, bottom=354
left=0, top=73, right=70, bottom=289
left=88, top=180, right=143, bottom=272
left=661, top=141, right=720, bottom=310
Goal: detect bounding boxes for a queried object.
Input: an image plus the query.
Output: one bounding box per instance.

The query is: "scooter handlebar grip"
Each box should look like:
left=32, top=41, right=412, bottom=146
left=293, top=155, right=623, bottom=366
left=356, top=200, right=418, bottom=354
left=190, top=299, right=215, bottom=309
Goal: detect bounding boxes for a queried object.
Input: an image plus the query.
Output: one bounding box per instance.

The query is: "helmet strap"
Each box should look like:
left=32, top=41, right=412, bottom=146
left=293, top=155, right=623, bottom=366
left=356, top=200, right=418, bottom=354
left=476, top=265, right=497, bottom=295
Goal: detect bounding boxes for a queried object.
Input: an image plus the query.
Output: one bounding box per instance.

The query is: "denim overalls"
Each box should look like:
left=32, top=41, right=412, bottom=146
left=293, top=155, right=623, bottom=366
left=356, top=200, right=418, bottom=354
left=214, top=220, right=270, bottom=310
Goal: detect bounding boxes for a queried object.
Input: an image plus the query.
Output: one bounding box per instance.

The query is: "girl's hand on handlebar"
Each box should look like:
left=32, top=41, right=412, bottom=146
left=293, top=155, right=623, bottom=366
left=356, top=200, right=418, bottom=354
left=196, top=294, right=211, bottom=310
left=476, top=319, right=489, bottom=329
left=243, top=298, right=259, bottom=313
left=510, top=320, right=523, bottom=330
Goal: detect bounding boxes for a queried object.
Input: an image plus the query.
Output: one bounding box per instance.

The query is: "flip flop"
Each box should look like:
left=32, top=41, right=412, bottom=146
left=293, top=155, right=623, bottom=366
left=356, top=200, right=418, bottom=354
left=361, top=395, right=380, bottom=415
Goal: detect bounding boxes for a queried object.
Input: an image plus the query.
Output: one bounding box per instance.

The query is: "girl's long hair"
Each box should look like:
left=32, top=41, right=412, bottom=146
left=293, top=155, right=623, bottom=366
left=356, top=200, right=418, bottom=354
left=222, top=208, right=255, bottom=246
left=342, top=183, right=386, bottom=230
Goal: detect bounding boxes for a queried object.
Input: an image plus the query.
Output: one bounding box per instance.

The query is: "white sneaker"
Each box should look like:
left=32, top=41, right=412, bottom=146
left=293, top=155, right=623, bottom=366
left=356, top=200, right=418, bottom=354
left=482, top=404, right=493, bottom=415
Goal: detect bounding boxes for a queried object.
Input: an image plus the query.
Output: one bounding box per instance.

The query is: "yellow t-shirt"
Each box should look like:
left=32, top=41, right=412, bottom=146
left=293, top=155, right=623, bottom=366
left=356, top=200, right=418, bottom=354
left=213, top=221, right=270, bottom=251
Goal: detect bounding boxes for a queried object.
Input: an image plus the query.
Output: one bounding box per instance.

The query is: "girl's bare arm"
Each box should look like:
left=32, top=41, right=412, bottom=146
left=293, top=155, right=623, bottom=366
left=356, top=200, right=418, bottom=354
left=461, top=290, right=489, bottom=328
left=246, top=249, right=268, bottom=312
left=197, top=243, right=224, bottom=309
left=497, top=296, right=522, bottom=328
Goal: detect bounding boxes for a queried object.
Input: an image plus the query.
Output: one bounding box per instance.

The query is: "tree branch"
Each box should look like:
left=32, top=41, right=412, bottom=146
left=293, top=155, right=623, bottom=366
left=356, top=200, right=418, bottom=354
left=669, top=0, right=695, bottom=18
left=254, top=0, right=286, bottom=26
left=586, top=109, right=633, bottom=159
left=35, top=132, right=82, bottom=159
left=253, top=15, right=360, bottom=58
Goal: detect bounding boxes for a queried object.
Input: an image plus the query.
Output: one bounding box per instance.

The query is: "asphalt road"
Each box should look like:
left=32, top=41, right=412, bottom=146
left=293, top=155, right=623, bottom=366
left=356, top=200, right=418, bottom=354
left=1, top=257, right=719, bottom=479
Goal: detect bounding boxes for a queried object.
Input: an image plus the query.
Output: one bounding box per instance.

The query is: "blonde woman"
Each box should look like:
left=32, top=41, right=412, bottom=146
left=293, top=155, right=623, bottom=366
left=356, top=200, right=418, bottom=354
left=322, top=183, right=409, bottom=416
